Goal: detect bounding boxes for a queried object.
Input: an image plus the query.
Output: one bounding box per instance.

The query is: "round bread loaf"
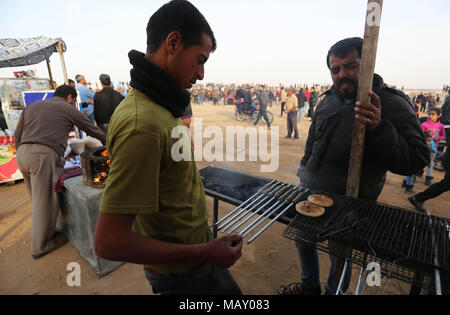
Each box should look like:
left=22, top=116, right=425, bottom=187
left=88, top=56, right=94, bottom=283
left=307, top=195, right=334, bottom=208
left=296, top=201, right=325, bottom=218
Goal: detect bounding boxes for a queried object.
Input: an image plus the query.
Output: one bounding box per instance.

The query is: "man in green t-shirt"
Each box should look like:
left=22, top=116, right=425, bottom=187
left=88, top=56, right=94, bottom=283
left=94, top=0, right=243, bottom=295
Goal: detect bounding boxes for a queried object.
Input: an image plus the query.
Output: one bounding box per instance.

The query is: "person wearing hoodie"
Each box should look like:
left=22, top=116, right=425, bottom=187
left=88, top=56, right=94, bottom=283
left=421, top=107, right=446, bottom=186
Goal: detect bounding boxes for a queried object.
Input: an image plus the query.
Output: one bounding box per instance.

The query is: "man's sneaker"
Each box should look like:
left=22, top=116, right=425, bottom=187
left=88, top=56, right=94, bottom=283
left=408, top=196, right=427, bottom=213
left=425, top=176, right=433, bottom=187
left=277, top=283, right=321, bottom=296
left=434, top=165, right=444, bottom=172
left=405, top=186, right=416, bottom=194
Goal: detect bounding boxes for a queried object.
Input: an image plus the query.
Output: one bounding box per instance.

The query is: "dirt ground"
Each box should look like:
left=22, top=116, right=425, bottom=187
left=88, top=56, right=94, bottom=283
left=0, top=101, right=448, bottom=295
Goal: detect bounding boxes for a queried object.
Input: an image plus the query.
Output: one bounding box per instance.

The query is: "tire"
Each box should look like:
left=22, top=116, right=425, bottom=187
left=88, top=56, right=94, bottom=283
left=252, top=109, right=260, bottom=120
left=266, top=111, right=274, bottom=124
left=253, top=110, right=274, bottom=126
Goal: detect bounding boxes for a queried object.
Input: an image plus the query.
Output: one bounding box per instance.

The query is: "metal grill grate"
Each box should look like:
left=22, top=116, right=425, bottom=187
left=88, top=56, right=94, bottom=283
left=283, top=197, right=450, bottom=290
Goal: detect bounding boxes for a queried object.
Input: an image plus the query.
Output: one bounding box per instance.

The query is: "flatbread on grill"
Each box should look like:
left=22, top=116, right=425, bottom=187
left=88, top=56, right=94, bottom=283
left=307, top=195, right=334, bottom=208
left=296, top=201, right=325, bottom=218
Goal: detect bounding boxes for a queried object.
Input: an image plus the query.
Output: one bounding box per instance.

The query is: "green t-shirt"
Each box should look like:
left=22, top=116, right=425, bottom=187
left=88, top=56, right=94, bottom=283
left=99, top=89, right=212, bottom=275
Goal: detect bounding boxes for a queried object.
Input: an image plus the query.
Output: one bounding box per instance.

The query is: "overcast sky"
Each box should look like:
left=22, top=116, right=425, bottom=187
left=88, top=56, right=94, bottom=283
left=0, top=0, right=449, bottom=89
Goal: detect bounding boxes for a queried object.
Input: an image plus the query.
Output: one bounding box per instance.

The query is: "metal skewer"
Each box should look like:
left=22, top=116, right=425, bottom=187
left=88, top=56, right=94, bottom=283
left=240, top=187, right=304, bottom=238
left=226, top=184, right=293, bottom=234
left=215, top=180, right=276, bottom=226
left=219, top=183, right=290, bottom=232
left=246, top=188, right=309, bottom=244
left=217, top=182, right=284, bottom=230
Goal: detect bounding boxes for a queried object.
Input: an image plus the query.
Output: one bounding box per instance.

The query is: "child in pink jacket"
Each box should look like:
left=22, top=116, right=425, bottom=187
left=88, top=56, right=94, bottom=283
left=421, top=108, right=446, bottom=186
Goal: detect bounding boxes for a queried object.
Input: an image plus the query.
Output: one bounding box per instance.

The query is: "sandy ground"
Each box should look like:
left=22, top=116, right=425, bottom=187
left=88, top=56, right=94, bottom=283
left=0, top=102, right=448, bottom=295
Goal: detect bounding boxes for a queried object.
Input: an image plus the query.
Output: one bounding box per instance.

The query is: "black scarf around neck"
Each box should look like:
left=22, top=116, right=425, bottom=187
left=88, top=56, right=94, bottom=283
left=128, top=50, right=190, bottom=118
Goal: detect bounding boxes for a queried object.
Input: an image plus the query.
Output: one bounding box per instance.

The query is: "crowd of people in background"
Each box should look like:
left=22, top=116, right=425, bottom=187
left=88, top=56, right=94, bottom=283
left=189, top=83, right=331, bottom=108
left=15, top=78, right=448, bottom=149
left=49, top=75, right=130, bottom=132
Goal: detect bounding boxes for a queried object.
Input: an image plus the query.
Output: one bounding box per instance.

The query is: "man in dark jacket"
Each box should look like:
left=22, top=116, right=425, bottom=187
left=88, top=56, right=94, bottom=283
left=296, top=88, right=308, bottom=121
left=440, top=92, right=450, bottom=149
left=418, top=93, right=427, bottom=113
left=278, top=37, right=429, bottom=296
left=235, top=85, right=247, bottom=115
left=253, top=85, right=271, bottom=128
left=307, top=87, right=319, bottom=118
left=94, top=74, right=125, bottom=134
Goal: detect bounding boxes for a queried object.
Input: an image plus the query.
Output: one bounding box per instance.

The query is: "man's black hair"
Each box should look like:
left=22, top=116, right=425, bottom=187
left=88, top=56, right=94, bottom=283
left=68, top=79, right=75, bottom=85
left=146, top=0, right=216, bottom=53
left=326, top=37, right=363, bottom=69
left=54, top=85, right=77, bottom=99
left=99, top=74, right=112, bottom=86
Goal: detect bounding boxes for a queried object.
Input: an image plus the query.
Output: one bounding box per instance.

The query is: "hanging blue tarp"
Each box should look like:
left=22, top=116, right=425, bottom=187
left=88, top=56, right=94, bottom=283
left=0, top=36, right=66, bottom=68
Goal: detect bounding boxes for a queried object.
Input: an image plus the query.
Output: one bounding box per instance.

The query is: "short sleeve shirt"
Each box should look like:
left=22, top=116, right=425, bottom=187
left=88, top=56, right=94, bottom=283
left=99, top=89, right=212, bottom=275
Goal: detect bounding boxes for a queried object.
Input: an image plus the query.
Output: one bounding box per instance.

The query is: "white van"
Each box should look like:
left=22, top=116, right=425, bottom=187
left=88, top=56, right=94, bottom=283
left=0, top=77, right=52, bottom=133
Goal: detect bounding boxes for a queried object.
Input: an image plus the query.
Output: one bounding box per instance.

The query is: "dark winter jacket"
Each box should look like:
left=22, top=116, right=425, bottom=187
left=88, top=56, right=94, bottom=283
left=309, top=91, right=319, bottom=106
left=255, top=90, right=269, bottom=109
left=297, top=74, right=430, bottom=201
left=296, top=91, right=307, bottom=109
left=94, top=87, right=125, bottom=125
left=235, top=89, right=246, bottom=102
left=441, top=95, right=450, bottom=125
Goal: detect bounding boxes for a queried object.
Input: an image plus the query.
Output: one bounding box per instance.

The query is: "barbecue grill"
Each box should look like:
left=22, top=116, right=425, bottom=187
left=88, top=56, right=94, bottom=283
left=200, top=166, right=449, bottom=295
left=283, top=196, right=450, bottom=294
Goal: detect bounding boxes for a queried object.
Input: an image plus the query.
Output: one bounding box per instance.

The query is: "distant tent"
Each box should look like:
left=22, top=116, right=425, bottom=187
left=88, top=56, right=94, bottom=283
left=0, top=36, right=66, bottom=68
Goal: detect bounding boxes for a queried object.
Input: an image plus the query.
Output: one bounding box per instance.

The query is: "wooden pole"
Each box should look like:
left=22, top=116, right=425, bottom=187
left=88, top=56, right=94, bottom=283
left=57, top=41, right=69, bottom=85
left=46, top=58, right=54, bottom=86
left=332, top=0, right=384, bottom=294
left=346, top=0, right=384, bottom=198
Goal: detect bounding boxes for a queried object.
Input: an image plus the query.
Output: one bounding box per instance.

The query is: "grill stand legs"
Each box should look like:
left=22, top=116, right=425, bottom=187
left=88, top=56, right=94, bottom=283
left=330, top=241, right=352, bottom=294
left=213, top=198, right=219, bottom=239
left=336, top=259, right=349, bottom=295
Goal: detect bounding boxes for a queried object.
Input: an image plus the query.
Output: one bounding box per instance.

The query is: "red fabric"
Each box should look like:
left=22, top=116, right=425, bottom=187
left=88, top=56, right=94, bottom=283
left=54, top=167, right=83, bottom=193
left=305, top=90, right=311, bottom=102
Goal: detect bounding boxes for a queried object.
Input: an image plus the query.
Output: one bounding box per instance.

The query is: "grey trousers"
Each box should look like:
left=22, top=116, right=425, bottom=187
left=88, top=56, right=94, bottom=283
left=145, top=264, right=243, bottom=295
left=287, top=110, right=299, bottom=138
left=16, top=144, right=65, bottom=256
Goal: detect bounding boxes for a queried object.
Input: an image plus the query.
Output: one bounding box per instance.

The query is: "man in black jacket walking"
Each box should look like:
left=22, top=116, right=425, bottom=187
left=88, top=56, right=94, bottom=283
left=254, top=85, right=271, bottom=128
left=94, top=74, right=125, bottom=134
left=278, top=37, right=429, bottom=296
left=296, top=88, right=307, bottom=122
left=440, top=92, right=450, bottom=149
left=307, top=87, right=319, bottom=118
